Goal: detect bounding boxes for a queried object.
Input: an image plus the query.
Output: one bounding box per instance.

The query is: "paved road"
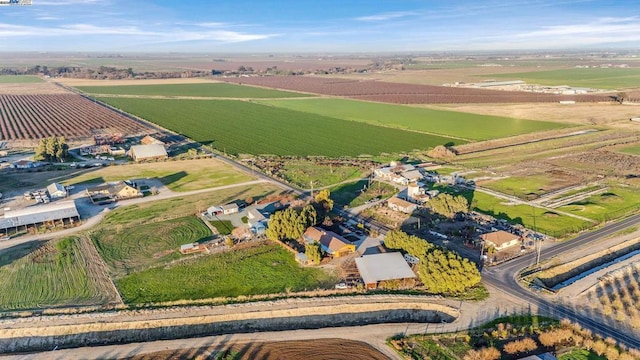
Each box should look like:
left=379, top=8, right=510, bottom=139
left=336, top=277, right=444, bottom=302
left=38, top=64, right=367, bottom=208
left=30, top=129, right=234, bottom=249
left=483, top=213, right=640, bottom=349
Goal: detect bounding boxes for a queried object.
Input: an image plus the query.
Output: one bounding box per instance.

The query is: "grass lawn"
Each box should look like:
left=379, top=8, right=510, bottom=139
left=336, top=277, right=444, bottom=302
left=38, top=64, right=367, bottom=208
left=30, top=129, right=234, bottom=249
left=63, top=158, right=253, bottom=191
left=486, top=67, right=640, bottom=89
left=77, top=83, right=309, bottom=98
left=331, top=180, right=397, bottom=208
left=98, top=97, right=461, bottom=157
left=258, top=98, right=567, bottom=141
left=281, top=160, right=366, bottom=188
left=0, top=238, right=112, bottom=310
left=0, top=75, right=43, bottom=83
left=116, top=242, right=336, bottom=303
left=210, top=220, right=234, bottom=235
left=558, top=349, right=606, bottom=360
left=557, top=187, right=640, bottom=222
left=480, top=174, right=563, bottom=200
left=92, top=216, right=212, bottom=277
left=619, top=145, right=640, bottom=156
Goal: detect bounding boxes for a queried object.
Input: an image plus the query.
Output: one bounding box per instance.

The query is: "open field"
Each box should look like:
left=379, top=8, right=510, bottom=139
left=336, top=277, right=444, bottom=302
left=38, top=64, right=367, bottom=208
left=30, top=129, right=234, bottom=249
left=55, top=78, right=216, bottom=86
left=0, top=167, right=92, bottom=195
left=430, top=102, right=639, bottom=127
left=480, top=174, right=577, bottom=200
left=487, top=67, right=640, bottom=90
left=0, top=93, right=151, bottom=141
left=0, top=75, right=43, bottom=83
left=331, top=180, right=397, bottom=208
left=281, top=160, right=366, bottom=188
left=557, top=187, right=640, bottom=222
left=92, top=216, right=212, bottom=277
left=76, top=83, right=309, bottom=98
left=121, top=338, right=390, bottom=360
left=223, top=76, right=610, bottom=104
left=620, top=145, right=640, bottom=156
left=259, top=98, right=566, bottom=141
left=64, top=158, right=254, bottom=192
left=0, top=237, right=116, bottom=310
left=116, top=242, right=336, bottom=304
left=98, top=97, right=460, bottom=157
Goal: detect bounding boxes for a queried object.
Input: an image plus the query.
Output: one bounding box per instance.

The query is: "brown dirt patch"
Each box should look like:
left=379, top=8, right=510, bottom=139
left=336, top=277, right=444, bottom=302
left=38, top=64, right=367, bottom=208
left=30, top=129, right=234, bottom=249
left=120, top=339, right=390, bottom=360
left=0, top=83, right=68, bottom=95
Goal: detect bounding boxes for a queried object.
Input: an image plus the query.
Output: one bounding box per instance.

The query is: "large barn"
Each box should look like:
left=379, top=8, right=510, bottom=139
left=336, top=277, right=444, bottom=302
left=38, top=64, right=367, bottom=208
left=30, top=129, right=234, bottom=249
left=128, top=144, right=168, bottom=162
left=355, top=252, right=417, bottom=289
left=0, top=201, right=80, bottom=235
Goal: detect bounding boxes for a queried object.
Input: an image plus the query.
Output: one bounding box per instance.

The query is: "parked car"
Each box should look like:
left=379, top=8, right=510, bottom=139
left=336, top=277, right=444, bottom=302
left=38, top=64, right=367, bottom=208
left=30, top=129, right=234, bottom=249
left=334, top=283, right=349, bottom=290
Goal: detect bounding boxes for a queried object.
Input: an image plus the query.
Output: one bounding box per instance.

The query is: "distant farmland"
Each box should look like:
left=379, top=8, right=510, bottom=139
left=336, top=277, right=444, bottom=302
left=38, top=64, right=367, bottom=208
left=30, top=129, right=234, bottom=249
left=259, top=98, right=566, bottom=141
left=0, top=75, right=43, bottom=83
left=77, top=83, right=309, bottom=98
left=487, top=68, right=640, bottom=89
left=98, top=97, right=462, bottom=157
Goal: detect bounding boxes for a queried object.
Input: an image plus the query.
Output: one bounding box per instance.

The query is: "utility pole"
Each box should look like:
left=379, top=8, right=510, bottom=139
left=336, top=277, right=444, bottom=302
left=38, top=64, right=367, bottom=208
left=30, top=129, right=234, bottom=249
left=533, top=209, right=541, bottom=267
left=310, top=180, right=314, bottom=200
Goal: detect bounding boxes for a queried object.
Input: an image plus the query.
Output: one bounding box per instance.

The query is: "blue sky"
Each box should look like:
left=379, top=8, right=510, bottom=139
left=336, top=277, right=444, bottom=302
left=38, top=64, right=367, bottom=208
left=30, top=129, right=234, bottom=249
left=0, top=0, right=639, bottom=52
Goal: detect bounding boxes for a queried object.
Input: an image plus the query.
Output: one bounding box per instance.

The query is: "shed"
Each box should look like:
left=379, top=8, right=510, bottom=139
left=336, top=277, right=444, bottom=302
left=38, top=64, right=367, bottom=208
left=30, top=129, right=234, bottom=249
left=47, top=182, right=67, bottom=199
left=0, top=200, right=80, bottom=234
left=355, top=252, right=417, bottom=289
left=128, top=144, right=168, bottom=162
left=480, top=230, right=521, bottom=251
left=221, top=203, right=239, bottom=215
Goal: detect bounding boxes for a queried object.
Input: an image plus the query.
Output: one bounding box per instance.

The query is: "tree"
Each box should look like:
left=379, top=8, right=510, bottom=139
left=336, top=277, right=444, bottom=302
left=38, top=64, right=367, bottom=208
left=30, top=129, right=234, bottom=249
left=305, top=241, right=322, bottom=264
left=266, top=206, right=317, bottom=242
left=427, top=193, right=469, bottom=218
left=35, top=136, right=68, bottom=162
left=502, top=338, right=537, bottom=354
left=616, top=91, right=628, bottom=104
left=463, top=347, right=501, bottom=360
left=314, top=189, right=333, bottom=211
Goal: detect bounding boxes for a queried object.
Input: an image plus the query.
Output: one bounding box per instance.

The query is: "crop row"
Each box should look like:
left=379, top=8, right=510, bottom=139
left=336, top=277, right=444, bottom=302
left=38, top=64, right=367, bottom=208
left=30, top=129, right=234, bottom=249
left=223, top=76, right=613, bottom=104
left=0, top=94, right=151, bottom=141
left=98, top=97, right=462, bottom=157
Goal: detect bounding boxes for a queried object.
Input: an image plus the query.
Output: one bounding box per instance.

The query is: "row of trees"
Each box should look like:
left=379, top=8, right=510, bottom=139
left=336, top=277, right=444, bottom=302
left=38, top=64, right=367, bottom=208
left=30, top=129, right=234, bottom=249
left=426, top=193, right=469, bottom=218
left=265, top=205, right=317, bottom=242
left=384, top=230, right=481, bottom=294
left=35, top=136, right=69, bottom=162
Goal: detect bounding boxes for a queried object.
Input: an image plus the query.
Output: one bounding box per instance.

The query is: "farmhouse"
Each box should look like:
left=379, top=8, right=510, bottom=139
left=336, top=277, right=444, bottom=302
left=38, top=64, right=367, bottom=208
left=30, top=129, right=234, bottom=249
left=401, top=170, right=423, bottom=183
left=387, top=197, right=417, bottom=214
left=303, top=227, right=355, bottom=258
left=140, top=135, right=166, bottom=146
left=128, top=144, right=168, bottom=162
left=480, top=230, right=521, bottom=251
left=0, top=201, right=80, bottom=235
left=11, top=160, right=40, bottom=169
left=355, top=252, right=417, bottom=289
left=86, top=181, right=142, bottom=203
left=207, top=203, right=239, bottom=216
left=247, top=208, right=268, bottom=234
left=46, top=183, right=67, bottom=199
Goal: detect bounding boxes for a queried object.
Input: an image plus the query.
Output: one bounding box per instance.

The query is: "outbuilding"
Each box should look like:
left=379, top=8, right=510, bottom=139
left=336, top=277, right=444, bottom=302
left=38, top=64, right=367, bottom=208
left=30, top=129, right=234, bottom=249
left=128, top=144, right=168, bottom=162
left=355, top=252, right=417, bottom=289
left=480, top=230, right=521, bottom=251
left=46, top=182, right=67, bottom=199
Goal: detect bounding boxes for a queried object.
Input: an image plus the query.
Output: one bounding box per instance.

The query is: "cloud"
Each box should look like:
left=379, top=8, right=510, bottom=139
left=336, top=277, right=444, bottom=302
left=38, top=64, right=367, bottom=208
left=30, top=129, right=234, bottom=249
left=515, top=17, right=640, bottom=40
left=355, top=11, right=418, bottom=22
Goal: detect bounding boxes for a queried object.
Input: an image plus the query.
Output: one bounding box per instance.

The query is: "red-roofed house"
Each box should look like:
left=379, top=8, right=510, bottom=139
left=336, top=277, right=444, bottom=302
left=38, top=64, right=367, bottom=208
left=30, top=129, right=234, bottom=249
left=303, top=227, right=355, bottom=258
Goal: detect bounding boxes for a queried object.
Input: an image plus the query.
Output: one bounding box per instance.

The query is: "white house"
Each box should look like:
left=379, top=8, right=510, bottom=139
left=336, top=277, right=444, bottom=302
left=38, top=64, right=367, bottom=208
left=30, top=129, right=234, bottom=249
left=46, top=183, right=67, bottom=199
left=387, top=197, right=417, bottom=214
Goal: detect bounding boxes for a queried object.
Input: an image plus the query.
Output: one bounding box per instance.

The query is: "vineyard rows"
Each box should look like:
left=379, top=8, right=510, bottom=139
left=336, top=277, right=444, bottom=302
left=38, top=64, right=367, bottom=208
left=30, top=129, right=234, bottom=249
left=223, top=76, right=613, bottom=104
left=0, top=94, right=150, bottom=141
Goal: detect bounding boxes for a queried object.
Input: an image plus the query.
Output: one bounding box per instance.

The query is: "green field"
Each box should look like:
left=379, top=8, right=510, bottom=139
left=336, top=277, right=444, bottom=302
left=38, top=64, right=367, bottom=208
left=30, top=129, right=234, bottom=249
left=116, top=242, right=335, bottom=303
left=98, top=97, right=460, bottom=157
left=92, top=216, right=212, bottom=277
left=64, top=159, right=253, bottom=192
left=281, top=160, right=366, bottom=188
left=258, top=98, right=566, bottom=141
left=77, top=82, right=308, bottom=98
left=557, top=187, right=640, bottom=222
left=487, top=68, right=640, bottom=89
left=558, top=349, right=606, bottom=360
left=210, top=220, right=234, bottom=235
left=619, top=145, right=640, bottom=156
left=0, top=75, right=44, bottom=83
left=331, top=180, right=397, bottom=208
left=0, top=238, right=112, bottom=310
left=480, top=174, right=567, bottom=200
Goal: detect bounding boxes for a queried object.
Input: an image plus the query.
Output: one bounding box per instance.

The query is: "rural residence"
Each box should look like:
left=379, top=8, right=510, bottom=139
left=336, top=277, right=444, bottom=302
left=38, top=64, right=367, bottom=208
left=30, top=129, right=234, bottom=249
left=86, top=181, right=142, bottom=204
left=128, top=144, right=168, bottom=162
left=480, top=230, right=521, bottom=251
left=246, top=208, right=267, bottom=234
left=207, top=203, right=239, bottom=216
left=354, top=252, right=417, bottom=289
left=140, top=135, right=166, bottom=146
left=0, top=201, right=80, bottom=235
left=387, top=197, right=417, bottom=214
left=46, top=183, right=67, bottom=199
left=303, top=227, right=355, bottom=258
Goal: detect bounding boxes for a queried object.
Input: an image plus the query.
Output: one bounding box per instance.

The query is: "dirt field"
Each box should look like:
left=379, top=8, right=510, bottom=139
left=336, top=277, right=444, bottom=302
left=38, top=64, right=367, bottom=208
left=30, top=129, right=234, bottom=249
left=0, top=83, right=68, bottom=95
left=120, top=339, right=390, bottom=360
left=428, top=102, right=639, bottom=126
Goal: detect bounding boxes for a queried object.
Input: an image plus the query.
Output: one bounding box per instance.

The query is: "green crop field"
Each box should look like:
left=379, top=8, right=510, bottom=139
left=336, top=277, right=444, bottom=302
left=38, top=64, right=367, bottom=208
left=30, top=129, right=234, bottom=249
left=98, top=97, right=461, bottom=157
left=557, top=187, right=640, bottom=222
left=92, top=216, right=212, bottom=277
left=619, top=145, right=640, bottom=156
left=331, top=180, right=397, bottom=208
left=480, top=174, right=575, bottom=200
left=487, top=68, right=640, bottom=89
left=77, top=83, right=308, bottom=98
left=116, top=242, right=336, bottom=303
left=0, top=238, right=112, bottom=310
left=64, top=158, right=253, bottom=192
left=258, top=98, right=566, bottom=141
left=0, top=75, right=44, bottom=83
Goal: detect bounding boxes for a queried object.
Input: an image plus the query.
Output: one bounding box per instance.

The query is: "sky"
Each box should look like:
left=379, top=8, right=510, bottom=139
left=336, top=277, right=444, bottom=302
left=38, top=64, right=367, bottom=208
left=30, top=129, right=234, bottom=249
left=0, top=0, right=639, bottom=52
